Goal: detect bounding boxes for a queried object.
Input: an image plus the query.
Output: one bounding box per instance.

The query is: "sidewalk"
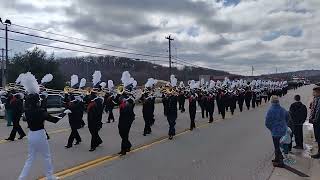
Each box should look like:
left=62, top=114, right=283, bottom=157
left=269, top=122, right=319, bottom=180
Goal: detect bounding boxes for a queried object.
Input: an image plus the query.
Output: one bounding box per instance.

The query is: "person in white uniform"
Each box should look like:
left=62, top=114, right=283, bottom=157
left=17, top=72, right=64, bottom=180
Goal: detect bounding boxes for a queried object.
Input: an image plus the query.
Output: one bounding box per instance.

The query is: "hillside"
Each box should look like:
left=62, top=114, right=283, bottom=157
left=260, top=70, right=320, bottom=82
left=57, top=55, right=231, bottom=85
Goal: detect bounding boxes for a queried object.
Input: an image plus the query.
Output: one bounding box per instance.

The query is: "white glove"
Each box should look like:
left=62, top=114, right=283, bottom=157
left=64, top=109, right=72, bottom=114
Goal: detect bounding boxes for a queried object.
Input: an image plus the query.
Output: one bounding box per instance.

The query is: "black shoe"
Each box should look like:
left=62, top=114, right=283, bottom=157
left=190, top=127, right=193, bottom=131
left=65, top=145, right=72, bottom=149
left=126, top=148, right=131, bottom=152
left=5, top=138, right=14, bottom=141
left=208, top=120, right=213, bottom=123
left=118, top=150, right=126, bottom=156
left=168, top=136, right=173, bottom=140
left=47, top=135, right=50, bottom=140
left=74, top=141, right=81, bottom=145
left=311, top=153, right=320, bottom=159
left=293, top=146, right=304, bottom=150
left=89, top=147, right=96, bottom=152
left=18, top=135, right=26, bottom=140
left=143, top=133, right=147, bottom=136
left=273, top=161, right=285, bottom=168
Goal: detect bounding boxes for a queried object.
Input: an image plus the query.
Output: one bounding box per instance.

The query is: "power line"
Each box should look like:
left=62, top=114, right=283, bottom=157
left=1, top=28, right=169, bottom=59
left=11, top=23, right=169, bottom=57
left=0, top=36, right=169, bottom=64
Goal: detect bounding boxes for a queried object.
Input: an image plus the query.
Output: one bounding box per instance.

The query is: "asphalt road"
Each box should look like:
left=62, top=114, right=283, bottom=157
left=0, top=85, right=313, bottom=180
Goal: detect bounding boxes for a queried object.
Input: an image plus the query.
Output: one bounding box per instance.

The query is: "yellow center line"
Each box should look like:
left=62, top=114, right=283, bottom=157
left=37, top=112, right=236, bottom=180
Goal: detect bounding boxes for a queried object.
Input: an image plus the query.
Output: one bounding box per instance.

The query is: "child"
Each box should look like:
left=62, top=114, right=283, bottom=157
left=280, top=126, right=294, bottom=164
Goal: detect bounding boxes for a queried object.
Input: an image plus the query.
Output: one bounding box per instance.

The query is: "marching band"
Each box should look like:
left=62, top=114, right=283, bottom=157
left=1, top=71, right=291, bottom=154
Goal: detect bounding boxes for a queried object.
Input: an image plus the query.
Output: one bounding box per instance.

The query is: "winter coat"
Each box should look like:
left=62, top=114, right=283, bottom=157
left=289, top=102, right=307, bottom=125
left=265, top=103, right=289, bottom=137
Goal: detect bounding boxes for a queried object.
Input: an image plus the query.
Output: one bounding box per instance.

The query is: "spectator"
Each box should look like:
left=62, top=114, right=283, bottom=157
left=309, top=86, right=320, bottom=159
left=289, top=95, right=307, bottom=149
left=265, top=96, right=289, bottom=168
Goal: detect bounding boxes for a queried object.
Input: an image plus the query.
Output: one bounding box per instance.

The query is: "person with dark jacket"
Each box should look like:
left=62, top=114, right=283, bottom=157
left=252, top=91, right=256, bottom=108
left=139, top=92, right=154, bottom=136
left=104, top=93, right=117, bottom=123
left=178, top=91, right=186, bottom=113
left=6, top=93, right=26, bottom=141
left=265, top=96, right=289, bottom=168
left=198, top=92, right=208, bottom=118
left=217, top=90, right=226, bottom=119
left=118, top=93, right=135, bottom=155
left=289, top=95, right=307, bottom=149
left=65, top=96, right=84, bottom=148
left=206, top=93, right=215, bottom=123
left=87, top=93, right=104, bottom=152
left=162, top=93, right=168, bottom=116
left=188, top=92, right=197, bottom=130
left=166, top=92, right=178, bottom=140
left=244, top=89, right=252, bottom=110
left=309, top=86, right=320, bottom=159
left=237, top=90, right=245, bottom=112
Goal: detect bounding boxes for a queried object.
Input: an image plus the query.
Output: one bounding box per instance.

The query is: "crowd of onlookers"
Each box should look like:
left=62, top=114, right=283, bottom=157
left=265, top=86, right=320, bottom=168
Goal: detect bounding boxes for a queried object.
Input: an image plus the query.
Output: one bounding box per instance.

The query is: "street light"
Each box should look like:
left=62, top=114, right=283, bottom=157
left=0, top=18, right=11, bottom=87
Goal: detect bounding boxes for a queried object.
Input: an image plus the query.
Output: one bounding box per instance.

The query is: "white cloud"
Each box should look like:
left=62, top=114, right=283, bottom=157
left=0, top=0, right=319, bottom=75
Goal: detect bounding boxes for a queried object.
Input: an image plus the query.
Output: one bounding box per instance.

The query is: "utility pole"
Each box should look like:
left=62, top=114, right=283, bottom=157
left=1, top=18, right=12, bottom=86
left=251, top=66, right=254, bottom=76
left=166, top=35, right=174, bottom=78
left=1, top=48, right=4, bottom=87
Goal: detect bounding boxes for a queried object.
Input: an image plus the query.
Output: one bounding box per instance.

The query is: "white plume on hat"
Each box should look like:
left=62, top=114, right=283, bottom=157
left=15, top=73, right=25, bottom=84
left=209, top=80, right=216, bottom=89
left=92, top=71, right=102, bottom=86
left=189, top=80, right=197, bottom=89
left=179, top=81, right=185, bottom=88
left=79, top=78, right=86, bottom=88
left=170, top=75, right=177, bottom=87
left=100, top=82, right=107, bottom=89
left=108, top=80, right=114, bottom=89
left=145, top=78, right=157, bottom=88
left=121, top=71, right=136, bottom=87
left=20, top=72, right=40, bottom=94
left=70, top=75, right=79, bottom=87
left=41, top=74, right=53, bottom=84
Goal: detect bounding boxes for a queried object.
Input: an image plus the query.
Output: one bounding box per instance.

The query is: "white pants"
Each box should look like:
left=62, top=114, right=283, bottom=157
left=19, top=129, right=57, bottom=180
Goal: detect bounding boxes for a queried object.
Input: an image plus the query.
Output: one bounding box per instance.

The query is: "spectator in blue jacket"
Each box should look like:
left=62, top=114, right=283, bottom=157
left=265, top=96, right=289, bottom=168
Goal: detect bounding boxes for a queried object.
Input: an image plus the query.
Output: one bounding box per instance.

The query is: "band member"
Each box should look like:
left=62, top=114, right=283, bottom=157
left=118, top=90, right=135, bottom=155
left=65, top=95, right=84, bottom=148
left=251, top=90, right=256, bottom=109
left=162, top=92, right=168, bottom=116
left=87, top=92, right=104, bottom=152
left=18, top=72, right=63, bottom=180
left=6, top=93, right=26, bottom=141
left=244, top=88, right=252, bottom=110
left=206, top=92, right=215, bottom=123
left=104, top=92, right=117, bottom=123
left=188, top=91, right=197, bottom=130
left=178, top=90, right=186, bottom=113
left=237, top=90, right=245, bottom=112
left=166, top=89, right=178, bottom=140
left=198, top=92, right=208, bottom=118
left=140, top=89, right=154, bottom=136
left=229, top=91, right=237, bottom=115
left=217, top=89, right=226, bottom=119
left=40, top=93, right=51, bottom=139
